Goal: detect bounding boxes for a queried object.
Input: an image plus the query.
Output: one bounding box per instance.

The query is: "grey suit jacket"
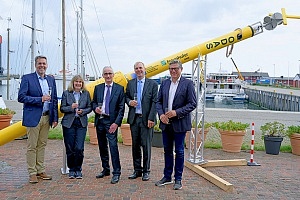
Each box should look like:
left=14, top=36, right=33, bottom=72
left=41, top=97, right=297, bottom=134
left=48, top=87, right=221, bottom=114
left=60, top=90, right=92, bottom=128
left=125, top=78, right=158, bottom=127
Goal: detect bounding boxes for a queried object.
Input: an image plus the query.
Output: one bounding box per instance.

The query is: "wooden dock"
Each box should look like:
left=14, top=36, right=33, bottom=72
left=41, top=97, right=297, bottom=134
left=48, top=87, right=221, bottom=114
left=245, top=85, right=300, bottom=112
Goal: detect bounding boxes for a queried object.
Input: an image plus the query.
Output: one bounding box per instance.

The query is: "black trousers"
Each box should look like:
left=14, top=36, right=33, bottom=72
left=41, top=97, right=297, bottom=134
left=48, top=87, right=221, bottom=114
left=130, top=116, right=153, bottom=173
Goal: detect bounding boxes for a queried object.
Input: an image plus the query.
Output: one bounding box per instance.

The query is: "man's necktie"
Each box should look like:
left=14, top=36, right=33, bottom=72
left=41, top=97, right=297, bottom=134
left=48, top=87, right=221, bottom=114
left=105, top=85, right=111, bottom=114
left=137, top=80, right=142, bottom=110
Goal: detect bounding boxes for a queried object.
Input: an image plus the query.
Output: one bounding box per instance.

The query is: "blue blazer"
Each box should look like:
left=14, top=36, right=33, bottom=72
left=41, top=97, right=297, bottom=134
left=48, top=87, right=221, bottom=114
left=60, top=90, right=92, bottom=128
left=125, top=78, right=158, bottom=127
left=156, top=77, right=197, bottom=132
left=18, top=72, right=58, bottom=127
left=92, top=82, right=125, bottom=126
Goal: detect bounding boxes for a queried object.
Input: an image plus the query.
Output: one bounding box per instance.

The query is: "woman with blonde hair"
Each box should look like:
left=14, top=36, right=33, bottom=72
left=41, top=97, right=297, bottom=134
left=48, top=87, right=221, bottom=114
left=60, top=75, right=92, bottom=179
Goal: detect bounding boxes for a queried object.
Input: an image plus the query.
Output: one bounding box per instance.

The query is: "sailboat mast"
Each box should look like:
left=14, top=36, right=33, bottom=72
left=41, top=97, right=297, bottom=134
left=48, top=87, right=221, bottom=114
left=76, top=11, right=79, bottom=75
left=31, top=0, right=36, bottom=72
left=62, top=0, right=66, bottom=90
left=80, top=0, right=85, bottom=79
left=6, top=26, right=10, bottom=100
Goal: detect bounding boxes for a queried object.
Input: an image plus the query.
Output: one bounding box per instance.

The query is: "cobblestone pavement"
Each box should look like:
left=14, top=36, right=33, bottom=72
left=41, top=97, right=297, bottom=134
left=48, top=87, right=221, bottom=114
left=1, top=139, right=300, bottom=199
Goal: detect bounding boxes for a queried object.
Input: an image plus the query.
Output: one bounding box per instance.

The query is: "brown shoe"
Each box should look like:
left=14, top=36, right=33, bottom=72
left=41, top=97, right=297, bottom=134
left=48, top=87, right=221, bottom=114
left=37, top=172, right=52, bottom=180
left=29, top=175, right=38, bottom=184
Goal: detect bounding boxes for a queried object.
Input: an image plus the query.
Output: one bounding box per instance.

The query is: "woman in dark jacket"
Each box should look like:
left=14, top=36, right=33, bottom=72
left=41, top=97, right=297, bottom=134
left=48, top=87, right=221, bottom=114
left=60, top=75, right=92, bottom=179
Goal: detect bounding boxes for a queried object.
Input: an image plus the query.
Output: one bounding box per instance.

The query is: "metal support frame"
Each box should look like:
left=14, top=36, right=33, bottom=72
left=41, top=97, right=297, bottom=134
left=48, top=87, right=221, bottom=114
left=185, top=54, right=248, bottom=192
left=187, top=54, right=207, bottom=164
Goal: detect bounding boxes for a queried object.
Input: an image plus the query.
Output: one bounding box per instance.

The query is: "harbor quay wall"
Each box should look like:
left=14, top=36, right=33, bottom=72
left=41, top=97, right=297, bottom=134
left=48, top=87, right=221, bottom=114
left=245, top=85, right=300, bottom=112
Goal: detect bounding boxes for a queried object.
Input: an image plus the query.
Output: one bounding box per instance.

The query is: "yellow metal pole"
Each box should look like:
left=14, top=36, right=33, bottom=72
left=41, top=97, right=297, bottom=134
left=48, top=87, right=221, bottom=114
left=124, top=27, right=254, bottom=81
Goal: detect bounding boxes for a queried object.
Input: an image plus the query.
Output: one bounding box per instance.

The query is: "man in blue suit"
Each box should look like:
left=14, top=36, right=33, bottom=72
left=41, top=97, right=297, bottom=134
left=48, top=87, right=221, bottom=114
left=155, top=59, right=197, bottom=190
left=92, top=66, right=125, bottom=184
left=125, top=61, right=158, bottom=181
left=18, top=55, right=58, bottom=184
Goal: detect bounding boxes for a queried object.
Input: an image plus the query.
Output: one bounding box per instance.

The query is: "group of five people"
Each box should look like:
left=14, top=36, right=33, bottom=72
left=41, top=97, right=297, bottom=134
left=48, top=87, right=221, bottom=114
left=18, top=56, right=197, bottom=190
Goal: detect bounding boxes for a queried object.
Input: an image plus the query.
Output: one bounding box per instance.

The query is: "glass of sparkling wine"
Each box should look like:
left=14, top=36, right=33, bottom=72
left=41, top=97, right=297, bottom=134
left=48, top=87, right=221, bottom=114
left=134, top=93, right=138, bottom=107
left=134, top=93, right=138, bottom=101
left=48, top=87, right=52, bottom=103
left=98, top=102, right=103, bottom=119
left=75, top=100, right=79, bottom=112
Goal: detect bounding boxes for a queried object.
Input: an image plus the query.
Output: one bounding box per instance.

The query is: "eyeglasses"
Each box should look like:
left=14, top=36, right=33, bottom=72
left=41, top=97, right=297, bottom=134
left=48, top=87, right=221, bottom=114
left=169, top=67, right=180, bottom=71
left=103, top=72, right=113, bottom=76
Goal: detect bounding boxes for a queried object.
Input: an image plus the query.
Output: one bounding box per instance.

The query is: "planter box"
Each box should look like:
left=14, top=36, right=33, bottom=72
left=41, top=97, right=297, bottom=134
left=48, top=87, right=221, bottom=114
left=121, top=124, right=132, bottom=146
left=219, top=130, right=246, bottom=153
left=185, top=128, right=208, bottom=149
left=152, top=131, right=163, bottom=148
left=264, top=136, right=283, bottom=155
left=0, top=114, right=13, bottom=130
left=87, top=123, right=98, bottom=145
left=290, top=133, right=300, bottom=156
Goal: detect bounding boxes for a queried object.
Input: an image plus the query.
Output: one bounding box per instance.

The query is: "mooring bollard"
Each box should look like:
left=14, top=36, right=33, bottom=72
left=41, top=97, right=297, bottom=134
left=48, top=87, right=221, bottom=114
left=247, top=122, right=261, bottom=166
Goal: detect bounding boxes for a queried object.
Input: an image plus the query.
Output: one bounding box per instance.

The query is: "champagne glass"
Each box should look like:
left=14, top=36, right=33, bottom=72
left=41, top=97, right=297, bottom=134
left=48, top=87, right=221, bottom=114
left=48, top=87, right=52, bottom=103
left=75, top=100, right=79, bottom=113
left=134, top=93, right=138, bottom=101
left=133, top=93, right=138, bottom=107
left=98, top=102, right=103, bottom=119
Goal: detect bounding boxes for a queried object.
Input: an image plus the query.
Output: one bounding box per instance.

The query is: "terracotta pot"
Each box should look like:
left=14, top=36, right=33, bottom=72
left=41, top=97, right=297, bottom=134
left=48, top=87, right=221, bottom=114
left=87, top=123, right=98, bottom=145
left=0, top=114, right=13, bottom=130
left=121, top=124, right=132, bottom=146
left=290, top=133, right=300, bottom=156
left=219, top=130, right=246, bottom=153
left=185, top=128, right=208, bottom=149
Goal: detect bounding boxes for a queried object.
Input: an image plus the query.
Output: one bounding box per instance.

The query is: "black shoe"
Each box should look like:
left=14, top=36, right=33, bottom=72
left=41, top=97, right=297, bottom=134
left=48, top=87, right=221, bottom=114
left=111, top=175, right=120, bottom=184
left=173, top=180, right=182, bottom=190
left=128, top=171, right=142, bottom=179
left=142, top=172, right=150, bottom=181
left=155, top=177, right=173, bottom=186
left=96, top=171, right=110, bottom=178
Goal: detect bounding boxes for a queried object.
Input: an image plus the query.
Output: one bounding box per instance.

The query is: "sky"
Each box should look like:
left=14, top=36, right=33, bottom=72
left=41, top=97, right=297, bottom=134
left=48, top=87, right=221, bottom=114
left=0, top=0, right=300, bottom=79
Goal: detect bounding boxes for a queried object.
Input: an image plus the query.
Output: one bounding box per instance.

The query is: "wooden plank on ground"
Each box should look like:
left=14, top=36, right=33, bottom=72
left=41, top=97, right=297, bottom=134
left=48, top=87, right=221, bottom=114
left=200, top=159, right=247, bottom=167
left=185, top=161, right=233, bottom=192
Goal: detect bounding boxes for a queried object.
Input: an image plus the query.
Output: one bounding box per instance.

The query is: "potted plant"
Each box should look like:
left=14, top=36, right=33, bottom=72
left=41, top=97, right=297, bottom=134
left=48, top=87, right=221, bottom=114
left=152, top=121, right=163, bottom=148
left=87, top=115, right=98, bottom=145
left=0, top=107, right=16, bottom=130
left=287, top=125, right=300, bottom=156
left=212, top=120, right=249, bottom=152
left=260, top=121, right=287, bottom=155
left=121, top=118, right=132, bottom=146
left=185, top=121, right=212, bottom=149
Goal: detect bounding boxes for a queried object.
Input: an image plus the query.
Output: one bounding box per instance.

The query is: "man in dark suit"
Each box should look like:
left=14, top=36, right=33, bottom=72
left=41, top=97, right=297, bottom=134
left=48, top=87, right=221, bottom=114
left=155, top=59, right=197, bottom=190
left=92, top=66, right=125, bottom=184
left=125, top=61, right=158, bottom=181
left=18, top=55, right=58, bottom=184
